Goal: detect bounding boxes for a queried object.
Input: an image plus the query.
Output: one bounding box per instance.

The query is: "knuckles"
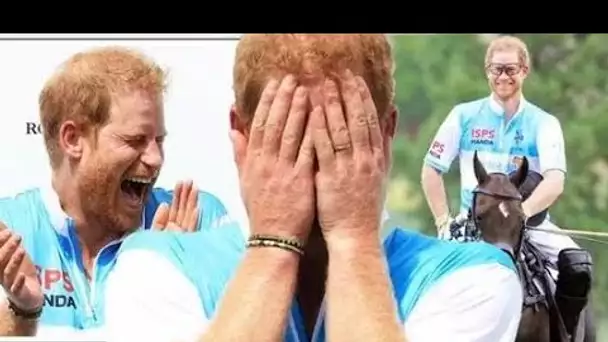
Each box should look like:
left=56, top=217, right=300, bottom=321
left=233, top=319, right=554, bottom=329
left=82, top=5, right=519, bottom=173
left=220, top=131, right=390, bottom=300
left=281, top=133, right=298, bottom=148
left=276, top=88, right=293, bottom=103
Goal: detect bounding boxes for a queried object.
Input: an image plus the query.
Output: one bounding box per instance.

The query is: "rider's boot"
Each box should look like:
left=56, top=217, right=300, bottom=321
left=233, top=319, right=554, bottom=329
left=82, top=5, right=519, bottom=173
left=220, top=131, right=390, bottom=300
left=554, top=248, right=593, bottom=338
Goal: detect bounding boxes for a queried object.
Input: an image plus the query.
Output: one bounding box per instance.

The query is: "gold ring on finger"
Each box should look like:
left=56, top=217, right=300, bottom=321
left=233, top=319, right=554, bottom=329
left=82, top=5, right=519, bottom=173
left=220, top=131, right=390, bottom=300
left=333, top=142, right=352, bottom=153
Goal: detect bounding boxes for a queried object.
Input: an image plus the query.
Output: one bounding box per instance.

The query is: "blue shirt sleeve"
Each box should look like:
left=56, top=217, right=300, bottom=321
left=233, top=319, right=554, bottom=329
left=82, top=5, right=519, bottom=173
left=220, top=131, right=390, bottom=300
left=0, top=189, right=47, bottom=259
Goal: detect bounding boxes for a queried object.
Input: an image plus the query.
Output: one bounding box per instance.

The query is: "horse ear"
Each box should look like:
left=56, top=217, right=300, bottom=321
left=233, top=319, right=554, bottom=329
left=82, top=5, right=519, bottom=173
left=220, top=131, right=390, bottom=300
left=510, top=156, right=529, bottom=188
left=473, top=151, right=488, bottom=185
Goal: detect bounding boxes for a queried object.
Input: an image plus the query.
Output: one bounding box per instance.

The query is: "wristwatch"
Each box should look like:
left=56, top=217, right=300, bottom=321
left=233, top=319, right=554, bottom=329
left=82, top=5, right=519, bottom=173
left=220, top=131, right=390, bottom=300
left=8, top=300, right=43, bottom=320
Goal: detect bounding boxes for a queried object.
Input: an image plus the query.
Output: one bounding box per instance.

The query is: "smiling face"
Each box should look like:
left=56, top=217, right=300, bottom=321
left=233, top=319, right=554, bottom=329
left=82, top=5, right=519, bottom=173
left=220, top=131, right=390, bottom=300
left=486, top=50, right=528, bottom=100
left=77, top=90, right=166, bottom=232
left=39, top=46, right=168, bottom=234
left=484, top=36, right=530, bottom=101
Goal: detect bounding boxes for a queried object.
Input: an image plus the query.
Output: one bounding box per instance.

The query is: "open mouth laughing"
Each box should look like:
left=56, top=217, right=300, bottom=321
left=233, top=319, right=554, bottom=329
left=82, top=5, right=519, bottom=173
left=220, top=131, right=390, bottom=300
left=120, top=176, right=153, bottom=206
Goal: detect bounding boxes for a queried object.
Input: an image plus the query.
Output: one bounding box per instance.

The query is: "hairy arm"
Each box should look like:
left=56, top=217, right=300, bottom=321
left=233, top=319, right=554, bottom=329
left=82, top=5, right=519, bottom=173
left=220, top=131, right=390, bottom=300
left=202, top=248, right=299, bottom=342
left=522, top=170, right=565, bottom=217
left=421, top=106, right=462, bottom=231
left=522, top=116, right=567, bottom=217
left=421, top=167, right=450, bottom=230
left=325, top=232, right=405, bottom=342
left=0, top=299, right=37, bottom=336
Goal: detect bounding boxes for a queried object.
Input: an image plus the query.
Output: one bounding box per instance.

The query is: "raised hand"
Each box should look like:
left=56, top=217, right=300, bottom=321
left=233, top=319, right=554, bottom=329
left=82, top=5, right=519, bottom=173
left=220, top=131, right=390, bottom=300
left=0, top=224, right=43, bottom=313
left=152, top=180, right=200, bottom=232
left=312, top=70, right=387, bottom=243
left=231, top=75, right=315, bottom=243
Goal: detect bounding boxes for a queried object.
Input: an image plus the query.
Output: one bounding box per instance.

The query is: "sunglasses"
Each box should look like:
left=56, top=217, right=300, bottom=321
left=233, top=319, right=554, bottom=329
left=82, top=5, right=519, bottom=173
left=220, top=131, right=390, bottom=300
left=486, top=63, right=525, bottom=76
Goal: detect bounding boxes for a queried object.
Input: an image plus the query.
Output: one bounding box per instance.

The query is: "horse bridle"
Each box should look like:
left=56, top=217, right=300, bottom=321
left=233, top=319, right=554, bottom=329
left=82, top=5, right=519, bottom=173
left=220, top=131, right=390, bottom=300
left=471, top=186, right=525, bottom=262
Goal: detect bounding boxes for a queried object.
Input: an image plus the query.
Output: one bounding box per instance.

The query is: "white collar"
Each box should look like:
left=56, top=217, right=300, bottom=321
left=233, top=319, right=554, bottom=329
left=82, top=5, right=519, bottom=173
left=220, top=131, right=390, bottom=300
left=488, top=93, right=526, bottom=117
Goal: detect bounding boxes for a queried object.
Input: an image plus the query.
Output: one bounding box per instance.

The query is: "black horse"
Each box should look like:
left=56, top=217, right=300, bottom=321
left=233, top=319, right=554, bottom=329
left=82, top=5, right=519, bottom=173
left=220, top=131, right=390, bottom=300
left=465, top=151, right=595, bottom=342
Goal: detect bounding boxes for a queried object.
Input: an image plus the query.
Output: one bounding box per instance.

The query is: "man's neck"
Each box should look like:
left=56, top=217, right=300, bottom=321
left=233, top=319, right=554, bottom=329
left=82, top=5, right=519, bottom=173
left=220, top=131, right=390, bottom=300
left=51, top=174, right=120, bottom=272
left=493, top=91, right=523, bottom=120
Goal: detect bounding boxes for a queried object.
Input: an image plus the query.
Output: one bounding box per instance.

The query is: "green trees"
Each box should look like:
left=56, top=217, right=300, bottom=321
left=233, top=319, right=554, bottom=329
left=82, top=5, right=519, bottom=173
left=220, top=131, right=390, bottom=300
left=387, top=34, right=608, bottom=334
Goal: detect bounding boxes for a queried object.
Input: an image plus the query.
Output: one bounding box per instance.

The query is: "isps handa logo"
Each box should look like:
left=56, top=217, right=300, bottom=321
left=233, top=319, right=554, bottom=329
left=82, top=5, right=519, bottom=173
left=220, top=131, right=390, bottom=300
left=470, top=128, right=495, bottom=145
left=429, top=140, right=445, bottom=159
left=36, top=266, right=77, bottom=309
left=25, top=122, right=42, bottom=135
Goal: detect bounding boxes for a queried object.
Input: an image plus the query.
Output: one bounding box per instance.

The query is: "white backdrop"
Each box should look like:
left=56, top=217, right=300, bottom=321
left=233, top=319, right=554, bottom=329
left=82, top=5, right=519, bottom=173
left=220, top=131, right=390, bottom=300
left=0, top=34, right=249, bottom=233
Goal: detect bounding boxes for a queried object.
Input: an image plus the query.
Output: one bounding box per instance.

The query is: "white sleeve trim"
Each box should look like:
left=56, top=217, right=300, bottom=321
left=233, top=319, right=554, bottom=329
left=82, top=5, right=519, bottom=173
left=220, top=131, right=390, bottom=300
left=105, top=249, right=209, bottom=342
left=405, top=263, right=522, bottom=342
left=537, top=115, right=567, bottom=174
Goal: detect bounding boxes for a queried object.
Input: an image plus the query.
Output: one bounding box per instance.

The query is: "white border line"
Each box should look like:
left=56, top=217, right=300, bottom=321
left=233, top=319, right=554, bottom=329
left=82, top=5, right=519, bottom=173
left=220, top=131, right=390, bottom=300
left=0, top=34, right=242, bottom=40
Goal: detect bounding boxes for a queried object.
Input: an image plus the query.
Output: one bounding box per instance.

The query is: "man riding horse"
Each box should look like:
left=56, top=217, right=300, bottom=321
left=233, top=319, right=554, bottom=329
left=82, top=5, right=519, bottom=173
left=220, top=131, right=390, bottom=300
left=420, top=35, right=594, bottom=341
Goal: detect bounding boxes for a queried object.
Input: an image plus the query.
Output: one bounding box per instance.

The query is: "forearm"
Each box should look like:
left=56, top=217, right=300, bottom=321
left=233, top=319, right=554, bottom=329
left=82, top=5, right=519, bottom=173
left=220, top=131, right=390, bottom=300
left=326, top=233, right=405, bottom=342
left=200, top=248, right=299, bottom=342
left=421, top=166, right=450, bottom=230
left=522, top=174, right=564, bottom=217
left=0, top=305, right=37, bottom=336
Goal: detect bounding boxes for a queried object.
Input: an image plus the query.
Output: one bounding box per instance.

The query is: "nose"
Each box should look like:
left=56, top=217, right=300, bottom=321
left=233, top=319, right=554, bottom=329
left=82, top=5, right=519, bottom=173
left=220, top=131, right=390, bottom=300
left=141, top=139, right=164, bottom=170
left=497, top=72, right=511, bottom=81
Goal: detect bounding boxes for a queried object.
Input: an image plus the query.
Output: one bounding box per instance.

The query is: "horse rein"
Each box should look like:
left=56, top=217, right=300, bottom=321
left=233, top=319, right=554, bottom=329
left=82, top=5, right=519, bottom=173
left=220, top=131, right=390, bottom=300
left=471, top=186, right=523, bottom=202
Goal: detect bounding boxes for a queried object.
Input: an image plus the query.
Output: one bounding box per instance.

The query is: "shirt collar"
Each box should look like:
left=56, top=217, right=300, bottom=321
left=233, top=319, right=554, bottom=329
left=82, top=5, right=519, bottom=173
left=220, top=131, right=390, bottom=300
left=39, top=181, right=146, bottom=238
left=488, top=93, right=527, bottom=117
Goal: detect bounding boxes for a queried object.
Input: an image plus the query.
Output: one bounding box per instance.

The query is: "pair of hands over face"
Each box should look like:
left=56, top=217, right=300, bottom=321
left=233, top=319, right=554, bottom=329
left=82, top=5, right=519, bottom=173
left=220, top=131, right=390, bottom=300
left=0, top=180, right=201, bottom=313
left=232, top=70, right=388, bottom=246
left=1, top=71, right=390, bottom=312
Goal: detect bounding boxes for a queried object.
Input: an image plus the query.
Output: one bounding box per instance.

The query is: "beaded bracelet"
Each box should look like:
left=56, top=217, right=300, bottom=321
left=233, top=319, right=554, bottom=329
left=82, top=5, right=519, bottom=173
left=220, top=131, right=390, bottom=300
left=8, top=300, right=42, bottom=320
left=246, top=234, right=305, bottom=256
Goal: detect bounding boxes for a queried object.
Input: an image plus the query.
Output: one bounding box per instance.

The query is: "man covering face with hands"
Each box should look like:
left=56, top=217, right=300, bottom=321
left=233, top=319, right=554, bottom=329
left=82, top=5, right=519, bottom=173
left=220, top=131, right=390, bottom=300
left=106, top=34, right=522, bottom=342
